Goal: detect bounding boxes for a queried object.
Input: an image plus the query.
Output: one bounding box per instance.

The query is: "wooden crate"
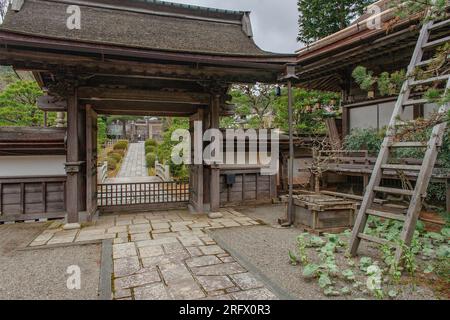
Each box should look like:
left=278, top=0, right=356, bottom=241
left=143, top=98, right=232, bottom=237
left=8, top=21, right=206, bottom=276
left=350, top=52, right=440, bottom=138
left=292, top=194, right=357, bottom=234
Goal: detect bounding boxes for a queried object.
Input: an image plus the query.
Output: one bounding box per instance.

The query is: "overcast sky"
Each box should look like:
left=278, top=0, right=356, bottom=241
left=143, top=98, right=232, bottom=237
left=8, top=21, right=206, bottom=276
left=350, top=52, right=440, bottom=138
left=167, top=0, right=300, bottom=54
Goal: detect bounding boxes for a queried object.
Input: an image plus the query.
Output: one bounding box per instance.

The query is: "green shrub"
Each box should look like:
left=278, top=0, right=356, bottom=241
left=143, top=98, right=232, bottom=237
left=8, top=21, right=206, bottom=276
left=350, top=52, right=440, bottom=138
left=168, top=159, right=189, bottom=179
left=145, top=139, right=158, bottom=147
left=107, top=157, right=118, bottom=171
left=108, top=149, right=125, bottom=157
left=145, top=145, right=157, bottom=154
left=146, top=153, right=156, bottom=168
left=114, top=140, right=129, bottom=151
left=343, top=128, right=384, bottom=156
left=108, top=152, right=122, bottom=162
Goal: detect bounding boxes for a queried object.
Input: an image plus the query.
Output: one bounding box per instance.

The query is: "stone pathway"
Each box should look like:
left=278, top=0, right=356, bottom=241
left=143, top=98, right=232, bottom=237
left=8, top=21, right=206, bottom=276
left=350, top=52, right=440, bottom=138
left=117, top=142, right=147, bottom=178
left=28, top=209, right=278, bottom=300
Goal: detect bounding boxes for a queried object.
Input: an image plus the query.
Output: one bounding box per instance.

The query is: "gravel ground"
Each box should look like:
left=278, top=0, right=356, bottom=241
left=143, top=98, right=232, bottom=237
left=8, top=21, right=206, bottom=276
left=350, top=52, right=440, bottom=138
left=0, top=223, right=102, bottom=300
left=210, top=205, right=439, bottom=300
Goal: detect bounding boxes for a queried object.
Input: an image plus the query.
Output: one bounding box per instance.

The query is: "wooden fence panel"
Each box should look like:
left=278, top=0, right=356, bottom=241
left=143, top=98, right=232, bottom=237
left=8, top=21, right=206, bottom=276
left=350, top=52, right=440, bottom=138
left=0, top=176, right=66, bottom=222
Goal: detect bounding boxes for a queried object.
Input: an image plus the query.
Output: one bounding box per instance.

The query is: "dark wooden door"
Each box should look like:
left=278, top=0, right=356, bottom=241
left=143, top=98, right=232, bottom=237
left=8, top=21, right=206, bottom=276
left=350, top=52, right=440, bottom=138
left=189, top=110, right=204, bottom=213
left=86, top=105, right=98, bottom=218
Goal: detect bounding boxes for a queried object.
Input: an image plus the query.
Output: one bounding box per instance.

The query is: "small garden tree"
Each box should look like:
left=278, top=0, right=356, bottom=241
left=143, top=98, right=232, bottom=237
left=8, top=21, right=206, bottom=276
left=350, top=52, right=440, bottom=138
left=273, top=87, right=340, bottom=136
left=227, top=83, right=278, bottom=129
left=0, top=80, right=55, bottom=126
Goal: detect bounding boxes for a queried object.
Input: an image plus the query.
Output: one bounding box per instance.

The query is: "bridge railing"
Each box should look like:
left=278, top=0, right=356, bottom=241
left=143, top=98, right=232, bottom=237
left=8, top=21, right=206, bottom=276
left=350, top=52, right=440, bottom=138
left=155, top=160, right=171, bottom=182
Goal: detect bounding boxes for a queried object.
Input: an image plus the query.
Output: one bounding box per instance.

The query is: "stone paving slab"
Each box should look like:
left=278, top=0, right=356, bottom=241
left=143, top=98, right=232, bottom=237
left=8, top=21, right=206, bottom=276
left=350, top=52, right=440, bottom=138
left=27, top=208, right=277, bottom=300
left=117, top=142, right=148, bottom=178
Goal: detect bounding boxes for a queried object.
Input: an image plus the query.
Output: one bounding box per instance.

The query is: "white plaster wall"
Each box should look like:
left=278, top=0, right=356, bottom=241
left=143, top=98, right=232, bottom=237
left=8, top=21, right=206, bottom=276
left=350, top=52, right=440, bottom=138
left=349, top=105, right=378, bottom=131
left=350, top=102, right=414, bottom=132
left=378, top=101, right=396, bottom=128
left=0, top=155, right=66, bottom=177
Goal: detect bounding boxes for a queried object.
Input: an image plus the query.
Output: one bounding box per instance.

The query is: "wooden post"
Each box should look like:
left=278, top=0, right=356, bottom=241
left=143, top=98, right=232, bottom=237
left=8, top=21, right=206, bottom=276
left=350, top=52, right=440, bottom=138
left=210, top=94, right=221, bottom=213
left=65, top=90, right=81, bottom=225
left=188, top=109, right=204, bottom=214
left=287, top=79, right=295, bottom=224
left=342, top=107, right=350, bottom=137
left=363, top=174, right=369, bottom=194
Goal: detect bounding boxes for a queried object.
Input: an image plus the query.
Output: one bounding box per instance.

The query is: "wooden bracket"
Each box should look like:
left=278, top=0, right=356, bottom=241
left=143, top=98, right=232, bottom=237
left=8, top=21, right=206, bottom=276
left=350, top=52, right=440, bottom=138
left=11, top=0, right=25, bottom=12
left=64, top=161, right=85, bottom=175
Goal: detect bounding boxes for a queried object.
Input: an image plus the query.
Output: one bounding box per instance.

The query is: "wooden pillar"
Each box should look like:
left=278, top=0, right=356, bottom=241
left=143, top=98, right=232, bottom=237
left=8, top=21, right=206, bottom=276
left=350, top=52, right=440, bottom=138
left=188, top=109, right=204, bottom=214
left=78, top=106, right=87, bottom=213
left=210, top=94, right=221, bottom=213
left=65, top=90, right=81, bottom=225
left=363, top=174, right=369, bottom=194
left=342, top=107, right=350, bottom=137
left=341, top=71, right=351, bottom=137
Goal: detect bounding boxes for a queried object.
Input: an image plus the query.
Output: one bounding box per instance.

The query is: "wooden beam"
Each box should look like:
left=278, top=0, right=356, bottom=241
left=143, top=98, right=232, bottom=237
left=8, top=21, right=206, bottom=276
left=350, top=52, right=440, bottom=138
left=78, top=87, right=210, bottom=104
left=0, top=46, right=281, bottom=84
left=95, top=110, right=194, bottom=117
left=37, top=95, right=68, bottom=112
left=90, top=100, right=198, bottom=111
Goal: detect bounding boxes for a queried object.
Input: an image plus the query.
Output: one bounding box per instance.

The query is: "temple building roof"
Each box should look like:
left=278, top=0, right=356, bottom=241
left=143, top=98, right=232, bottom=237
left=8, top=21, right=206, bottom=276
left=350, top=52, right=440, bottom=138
left=294, top=0, right=427, bottom=91
left=1, top=0, right=285, bottom=57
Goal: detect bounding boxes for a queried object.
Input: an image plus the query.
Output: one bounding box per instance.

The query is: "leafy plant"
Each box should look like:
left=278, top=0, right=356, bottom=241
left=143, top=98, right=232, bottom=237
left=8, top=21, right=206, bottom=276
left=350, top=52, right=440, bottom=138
left=155, top=118, right=189, bottom=179
left=296, top=234, right=310, bottom=265
left=113, top=140, right=129, bottom=151
left=400, top=241, right=418, bottom=276
left=359, top=257, right=373, bottom=272
left=302, top=263, right=320, bottom=278
left=107, top=157, right=118, bottom=171
left=146, top=153, right=156, bottom=168
left=318, top=273, right=332, bottom=288
left=366, top=264, right=384, bottom=299
left=273, top=87, right=340, bottom=135
left=342, top=269, right=356, bottom=281
left=309, top=235, right=326, bottom=248
left=343, top=128, right=384, bottom=155
left=289, top=251, right=299, bottom=266
left=352, top=66, right=406, bottom=96
left=145, top=139, right=158, bottom=147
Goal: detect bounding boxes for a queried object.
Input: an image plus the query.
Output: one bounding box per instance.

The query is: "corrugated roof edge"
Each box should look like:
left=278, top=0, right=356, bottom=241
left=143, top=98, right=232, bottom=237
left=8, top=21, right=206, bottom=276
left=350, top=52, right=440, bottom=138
left=45, top=0, right=248, bottom=20
left=137, top=0, right=247, bottom=15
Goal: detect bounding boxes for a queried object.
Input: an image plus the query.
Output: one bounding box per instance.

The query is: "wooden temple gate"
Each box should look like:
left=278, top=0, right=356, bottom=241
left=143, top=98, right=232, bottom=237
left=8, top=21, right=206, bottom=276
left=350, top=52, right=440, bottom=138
left=0, top=0, right=294, bottom=224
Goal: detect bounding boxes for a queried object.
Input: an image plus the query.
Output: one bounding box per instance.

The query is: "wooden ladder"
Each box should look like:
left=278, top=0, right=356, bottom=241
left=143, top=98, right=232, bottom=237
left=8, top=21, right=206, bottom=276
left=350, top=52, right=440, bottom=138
left=349, top=16, right=450, bottom=263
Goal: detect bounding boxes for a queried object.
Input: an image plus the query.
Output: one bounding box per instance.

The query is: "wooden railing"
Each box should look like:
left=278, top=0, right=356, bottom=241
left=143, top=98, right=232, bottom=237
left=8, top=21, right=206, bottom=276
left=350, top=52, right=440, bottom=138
left=97, top=179, right=189, bottom=207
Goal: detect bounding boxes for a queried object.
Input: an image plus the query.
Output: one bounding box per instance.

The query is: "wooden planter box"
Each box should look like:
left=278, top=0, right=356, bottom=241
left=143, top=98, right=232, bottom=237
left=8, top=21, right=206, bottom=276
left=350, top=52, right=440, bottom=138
left=292, top=194, right=357, bottom=234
